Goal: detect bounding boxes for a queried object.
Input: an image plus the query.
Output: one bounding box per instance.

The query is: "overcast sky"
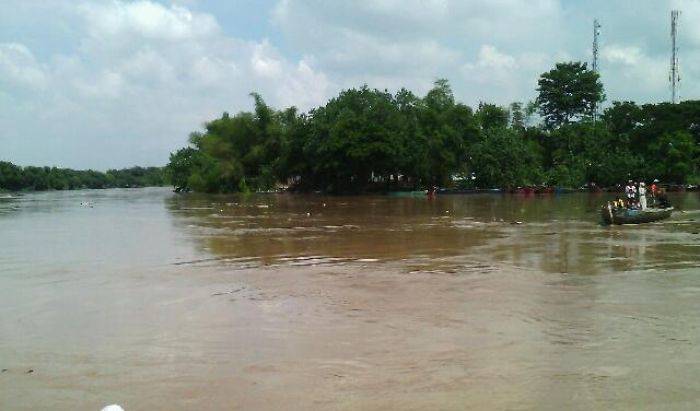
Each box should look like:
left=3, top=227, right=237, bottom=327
left=1, top=0, right=698, bottom=169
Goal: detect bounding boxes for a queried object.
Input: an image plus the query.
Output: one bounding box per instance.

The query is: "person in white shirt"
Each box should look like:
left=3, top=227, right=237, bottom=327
left=638, top=182, right=647, bottom=210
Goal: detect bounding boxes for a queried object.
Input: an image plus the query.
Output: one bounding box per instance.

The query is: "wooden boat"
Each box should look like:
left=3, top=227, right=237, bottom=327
left=601, top=205, right=674, bottom=225
left=386, top=190, right=427, bottom=197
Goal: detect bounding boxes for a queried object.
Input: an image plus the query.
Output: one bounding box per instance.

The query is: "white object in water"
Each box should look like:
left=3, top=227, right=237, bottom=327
left=101, top=405, right=125, bottom=411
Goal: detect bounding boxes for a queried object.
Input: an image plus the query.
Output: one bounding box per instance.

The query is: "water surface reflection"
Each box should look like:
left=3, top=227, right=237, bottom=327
left=165, top=191, right=700, bottom=275
left=2, top=189, right=700, bottom=410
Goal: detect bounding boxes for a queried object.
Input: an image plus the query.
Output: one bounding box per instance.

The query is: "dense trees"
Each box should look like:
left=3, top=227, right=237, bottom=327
left=166, top=64, right=698, bottom=193
left=0, top=162, right=166, bottom=191
left=469, top=128, right=543, bottom=189
left=166, top=93, right=289, bottom=193
left=9, top=61, right=692, bottom=194
left=169, top=81, right=483, bottom=193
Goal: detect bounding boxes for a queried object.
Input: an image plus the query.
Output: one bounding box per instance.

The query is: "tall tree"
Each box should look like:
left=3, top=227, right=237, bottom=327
left=536, top=62, right=604, bottom=129
left=509, top=102, right=525, bottom=129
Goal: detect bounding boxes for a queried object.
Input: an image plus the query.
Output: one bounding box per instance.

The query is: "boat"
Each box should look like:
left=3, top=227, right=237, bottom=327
left=601, top=205, right=674, bottom=225
left=386, top=190, right=427, bottom=197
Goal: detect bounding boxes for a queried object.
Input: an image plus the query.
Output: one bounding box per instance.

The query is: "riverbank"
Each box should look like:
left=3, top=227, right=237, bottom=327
left=0, top=161, right=167, bottom=192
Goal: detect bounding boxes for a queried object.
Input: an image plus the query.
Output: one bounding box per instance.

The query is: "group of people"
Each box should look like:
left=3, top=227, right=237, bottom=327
left=610, top=179, right=669, bottom=211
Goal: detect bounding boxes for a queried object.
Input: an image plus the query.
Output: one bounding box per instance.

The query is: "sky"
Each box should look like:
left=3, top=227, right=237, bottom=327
left=1, top=0, right=698, bottom=170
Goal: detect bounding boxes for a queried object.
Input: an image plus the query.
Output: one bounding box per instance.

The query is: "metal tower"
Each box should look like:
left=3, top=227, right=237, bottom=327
left=592, top=19, right=601, bottom=74
left=592, top=19, right=601, bottom=121
left=670, top=10, right=680, bottom=104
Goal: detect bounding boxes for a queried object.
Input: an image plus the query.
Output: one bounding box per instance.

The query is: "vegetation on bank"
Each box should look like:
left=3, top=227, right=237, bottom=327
left=0, top=162, right=166, bottom=191
left=167, top=61, right=699, bottom=193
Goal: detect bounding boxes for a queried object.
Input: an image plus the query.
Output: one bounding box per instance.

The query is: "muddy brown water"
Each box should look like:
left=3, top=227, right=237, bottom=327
left=1, top=188, right=699, bottom=410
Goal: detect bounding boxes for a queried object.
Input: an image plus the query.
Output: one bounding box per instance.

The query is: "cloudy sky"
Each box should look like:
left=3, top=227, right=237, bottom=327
left=1, top=0, right=697, bottom=169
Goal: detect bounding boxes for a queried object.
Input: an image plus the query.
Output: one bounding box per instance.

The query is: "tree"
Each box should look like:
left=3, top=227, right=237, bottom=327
left=469, top=128, right=543, bottom=188
left=0, top=161, right=23, bottom=190
left=476, top=103, right=509, bottom=130
left=509, top=102, right=525, bottom=129
left=602, top=101, right=642, bottom=136
left=161, top=81, right=696, bottom=193
left=167, top=147, right=201, bottom=191
left=304, top=86, right=406, bottom=192
left=0, top=161, right=166, bottom=192
left=536, top=62, right=604, bottom=129
left=419, top=80, right=479, bottom=186
left=649, top=131, right=697, bottom=183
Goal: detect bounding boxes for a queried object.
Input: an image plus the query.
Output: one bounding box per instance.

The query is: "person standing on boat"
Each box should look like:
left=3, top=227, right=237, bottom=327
left=638, top=182, right=647, bottom=210
left=650, top=179, right=659, bottom=206
left=625, top=180, right=636, bottom=207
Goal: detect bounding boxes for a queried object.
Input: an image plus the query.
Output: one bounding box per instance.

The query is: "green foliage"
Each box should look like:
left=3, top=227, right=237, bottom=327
left=167, top=80, right=481, bottom=193
left=469, top=128, right=543, bottom=188
left=601, top=100, right=700, bottom=184
left=0, top=162, right=23, bottom=191
left=536, top=62, right=604, bottom=129
left=168, top=93, right=286, bottom=193
left=476, top=103, right=509, bottom=130
left=418, top=80, right=480, bottom=186
left=547, top=163, right=585, bottom=188
left=163, top=69, right=699, bottom=193
left=0, top=162, right=166, bottom=191
left=8, top=59, right=697, bottom=194
left=509, top=102, right=525, bottom=129
left=302, top=86, right=407, bottom=192
left=544, top=122, right=643, bottom=187
left=649, top=131, right=697, bottom=183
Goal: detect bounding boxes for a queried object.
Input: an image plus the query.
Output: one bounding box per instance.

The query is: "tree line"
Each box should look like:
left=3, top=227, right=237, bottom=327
left=167, top=61, right=698, bottom=193
left=3, top=62, right=696, bottom=194
left=0, top=162, right=166, bottom=191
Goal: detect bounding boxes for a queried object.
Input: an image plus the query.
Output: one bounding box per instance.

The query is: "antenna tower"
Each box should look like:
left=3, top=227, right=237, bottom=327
left=592, top=19, right=601, bottom=121
left=670, top=10, right=680, bottom=104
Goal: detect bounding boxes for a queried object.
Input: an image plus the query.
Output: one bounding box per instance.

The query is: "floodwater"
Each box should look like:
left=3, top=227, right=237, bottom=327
left=1, top=187, right=699, bottom=410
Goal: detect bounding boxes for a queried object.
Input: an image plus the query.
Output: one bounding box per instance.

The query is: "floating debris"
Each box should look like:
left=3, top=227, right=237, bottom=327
left=212, top=287, right=246, bottom=296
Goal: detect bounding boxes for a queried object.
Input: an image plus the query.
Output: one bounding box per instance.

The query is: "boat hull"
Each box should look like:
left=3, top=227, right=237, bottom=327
left=601, top=207, right=674, bottom=225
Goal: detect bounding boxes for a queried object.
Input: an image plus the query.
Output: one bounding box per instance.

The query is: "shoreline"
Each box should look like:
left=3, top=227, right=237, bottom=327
left=4, top=182, right=699, bottom=195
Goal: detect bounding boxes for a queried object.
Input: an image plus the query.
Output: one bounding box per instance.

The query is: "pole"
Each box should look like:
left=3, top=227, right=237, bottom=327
left=670, top=10, right=680, bottom=104
left=592, top=19, right=601, bottom=123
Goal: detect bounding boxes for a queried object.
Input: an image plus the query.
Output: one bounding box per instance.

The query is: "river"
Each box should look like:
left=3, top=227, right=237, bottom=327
left=1, top=188, right=699, bottom=410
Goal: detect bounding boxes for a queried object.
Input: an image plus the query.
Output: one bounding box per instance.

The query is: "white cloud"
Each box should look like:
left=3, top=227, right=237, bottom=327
left=271, top=0, right=566, bottom=105
left=3, top=0, right=700, bottom=168
left=0, top=43, right=48, bottom=90
left=79, top=1, right=219, bottom=41
left=602, top=45, right=644, bottom=66
left=251, top=41, right=284, bottom=78
left=601, top=44, right=669, bottom=101
left=275, top=59, right=330, bottom=108
left=460, top=46, right=552, bottom=103
left=0, top=0, right=331, bottom=169
left=473, top=45, right=517, bottom=70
